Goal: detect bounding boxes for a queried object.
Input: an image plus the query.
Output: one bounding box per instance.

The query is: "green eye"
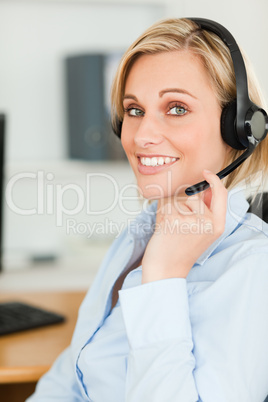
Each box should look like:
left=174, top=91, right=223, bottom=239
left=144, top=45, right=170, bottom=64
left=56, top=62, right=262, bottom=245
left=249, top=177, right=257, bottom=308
left=169, top=106, right=187, bottom=115
left=129, top=108, right=144, bottom=116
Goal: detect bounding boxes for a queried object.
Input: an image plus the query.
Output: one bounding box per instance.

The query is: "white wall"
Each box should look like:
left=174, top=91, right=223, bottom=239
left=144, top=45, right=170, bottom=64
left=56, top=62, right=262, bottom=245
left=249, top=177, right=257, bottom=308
left=166, top=0, right=268, bottom=101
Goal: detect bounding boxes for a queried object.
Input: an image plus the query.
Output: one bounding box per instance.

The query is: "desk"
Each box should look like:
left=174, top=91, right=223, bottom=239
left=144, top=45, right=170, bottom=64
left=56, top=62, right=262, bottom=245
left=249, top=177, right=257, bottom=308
left=0, top=291, right=86, bottom=401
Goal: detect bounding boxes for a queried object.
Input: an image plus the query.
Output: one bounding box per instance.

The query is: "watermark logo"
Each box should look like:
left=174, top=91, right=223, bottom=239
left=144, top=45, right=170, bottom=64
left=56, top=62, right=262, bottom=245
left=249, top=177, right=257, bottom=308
left=5, top=169, right=266, bottom=238
left=5, top=170, right=145, bottom=227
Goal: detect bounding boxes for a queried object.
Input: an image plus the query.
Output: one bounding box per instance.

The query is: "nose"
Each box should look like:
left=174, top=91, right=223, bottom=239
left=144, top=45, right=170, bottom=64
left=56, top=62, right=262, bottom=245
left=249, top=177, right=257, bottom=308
left=134, top=114, right=164, bottom=148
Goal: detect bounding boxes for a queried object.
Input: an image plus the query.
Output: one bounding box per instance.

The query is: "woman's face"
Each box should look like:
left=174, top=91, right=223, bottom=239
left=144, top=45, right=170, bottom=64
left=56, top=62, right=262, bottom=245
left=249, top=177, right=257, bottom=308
left=121, top=50, right=230, bottom=199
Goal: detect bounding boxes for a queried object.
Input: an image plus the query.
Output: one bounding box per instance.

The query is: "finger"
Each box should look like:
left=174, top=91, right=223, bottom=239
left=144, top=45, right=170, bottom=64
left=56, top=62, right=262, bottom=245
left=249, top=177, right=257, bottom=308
left=202, top=169, right=228, bottom=216
left=156, top=197, right=191, bottom=224
left=185, top=193, right=207, bottom=215
left=173, top=200, right=193, bottom=216
left=200, top=186, right=212, bottom=209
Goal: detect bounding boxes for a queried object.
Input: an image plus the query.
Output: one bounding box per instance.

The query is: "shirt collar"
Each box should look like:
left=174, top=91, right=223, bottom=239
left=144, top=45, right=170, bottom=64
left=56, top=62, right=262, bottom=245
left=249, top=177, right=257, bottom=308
left=128, top=200, right=157, bottom=240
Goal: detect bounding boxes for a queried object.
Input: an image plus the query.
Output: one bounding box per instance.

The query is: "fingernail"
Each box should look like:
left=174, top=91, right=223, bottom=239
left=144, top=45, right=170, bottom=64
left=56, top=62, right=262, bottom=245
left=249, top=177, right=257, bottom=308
left=203, top=169, right=212, bottom=174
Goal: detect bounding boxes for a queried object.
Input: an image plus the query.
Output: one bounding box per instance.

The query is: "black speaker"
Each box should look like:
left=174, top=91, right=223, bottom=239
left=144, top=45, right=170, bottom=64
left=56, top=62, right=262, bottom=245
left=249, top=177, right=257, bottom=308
left=65, top=54, right=110, bottom=161
left=65, top=53, right=126, bottom=161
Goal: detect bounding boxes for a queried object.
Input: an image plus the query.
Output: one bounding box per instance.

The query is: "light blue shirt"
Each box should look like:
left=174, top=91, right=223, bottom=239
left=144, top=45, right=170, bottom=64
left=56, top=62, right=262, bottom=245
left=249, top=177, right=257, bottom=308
left=27, top=187, right=268, bottom=401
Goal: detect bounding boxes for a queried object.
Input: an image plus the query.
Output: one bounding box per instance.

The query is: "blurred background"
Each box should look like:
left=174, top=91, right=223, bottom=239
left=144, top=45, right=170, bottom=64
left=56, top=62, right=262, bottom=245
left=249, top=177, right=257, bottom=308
left=0, top=0, right=267, bottom=290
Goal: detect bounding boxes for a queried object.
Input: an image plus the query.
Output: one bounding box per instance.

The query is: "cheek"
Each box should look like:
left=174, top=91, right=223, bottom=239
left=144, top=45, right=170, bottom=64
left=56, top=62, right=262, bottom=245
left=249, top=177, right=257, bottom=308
left=176, top=121, right=227, bottom=169
left=171, top=129, right=199, bottom=157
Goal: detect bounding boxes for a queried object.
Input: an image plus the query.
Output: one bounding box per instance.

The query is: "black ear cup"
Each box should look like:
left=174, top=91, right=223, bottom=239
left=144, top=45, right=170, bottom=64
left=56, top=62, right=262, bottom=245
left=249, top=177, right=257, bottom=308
left=220, top=101, right=246, bottom=150
left=111, top=116, right=122, bottom=138
left=245, top=107, right=268, bottom=142
left=186, top=17, right=268, bottom=195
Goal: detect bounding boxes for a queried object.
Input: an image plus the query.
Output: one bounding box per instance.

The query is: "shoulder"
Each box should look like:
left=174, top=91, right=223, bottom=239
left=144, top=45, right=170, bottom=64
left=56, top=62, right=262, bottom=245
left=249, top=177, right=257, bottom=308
left=232, top=210, right=268, bottom=253
left=225, top=187, right=268, bottom=252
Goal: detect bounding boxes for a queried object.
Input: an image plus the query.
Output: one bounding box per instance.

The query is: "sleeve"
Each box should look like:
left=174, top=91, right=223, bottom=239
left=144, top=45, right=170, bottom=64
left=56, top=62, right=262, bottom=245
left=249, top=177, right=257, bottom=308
left=119, top=278, right=199, bottom=401
left=119, top=253, right=268, bottom=402
left=26, top=347, right=85, bottom=401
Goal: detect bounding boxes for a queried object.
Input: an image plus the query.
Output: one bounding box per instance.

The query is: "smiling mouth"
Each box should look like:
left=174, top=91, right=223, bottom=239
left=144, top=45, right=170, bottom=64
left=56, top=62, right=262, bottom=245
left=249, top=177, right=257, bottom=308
left=139, top=156, right=178, bottom=167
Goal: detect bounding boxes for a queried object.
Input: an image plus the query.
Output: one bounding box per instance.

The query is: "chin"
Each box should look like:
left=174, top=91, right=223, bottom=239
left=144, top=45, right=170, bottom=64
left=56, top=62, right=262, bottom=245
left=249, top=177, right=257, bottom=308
left=136, top=181, right=187, bottom=200
left=133, top=168, right=201, bottom=199
left=140, top=190, right=164, bottom=201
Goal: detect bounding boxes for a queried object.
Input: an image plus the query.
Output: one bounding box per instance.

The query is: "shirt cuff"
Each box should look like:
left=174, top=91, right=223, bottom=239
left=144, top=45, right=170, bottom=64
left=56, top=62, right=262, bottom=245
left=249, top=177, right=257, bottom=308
left=119, top=278, right=192, bottom=349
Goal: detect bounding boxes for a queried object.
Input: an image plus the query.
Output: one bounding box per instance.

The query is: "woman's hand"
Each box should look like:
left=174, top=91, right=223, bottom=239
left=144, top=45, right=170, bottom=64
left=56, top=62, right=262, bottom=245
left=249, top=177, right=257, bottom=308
left=141, top=170, right=228, bottom=283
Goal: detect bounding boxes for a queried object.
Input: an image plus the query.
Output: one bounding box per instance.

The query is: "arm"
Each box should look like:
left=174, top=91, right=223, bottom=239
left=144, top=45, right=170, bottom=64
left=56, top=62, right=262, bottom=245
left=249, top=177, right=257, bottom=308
left=118, top=170, right=225, bottom=402
left=120, top=253, right=268, bottom=402
left=119, top=278, right=198, bottom=402
left=119, top=171, right=268, bottom=401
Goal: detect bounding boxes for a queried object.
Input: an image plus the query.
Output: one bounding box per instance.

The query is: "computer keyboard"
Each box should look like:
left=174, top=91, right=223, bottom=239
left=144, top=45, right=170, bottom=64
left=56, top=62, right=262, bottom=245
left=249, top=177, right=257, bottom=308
left=0, top=301, right=65, bottom=336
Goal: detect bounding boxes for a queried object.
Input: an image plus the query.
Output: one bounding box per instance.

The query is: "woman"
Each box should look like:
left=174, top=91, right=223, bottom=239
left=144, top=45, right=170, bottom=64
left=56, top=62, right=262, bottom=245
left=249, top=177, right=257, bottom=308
left=28, top=18, right=268, bottom=401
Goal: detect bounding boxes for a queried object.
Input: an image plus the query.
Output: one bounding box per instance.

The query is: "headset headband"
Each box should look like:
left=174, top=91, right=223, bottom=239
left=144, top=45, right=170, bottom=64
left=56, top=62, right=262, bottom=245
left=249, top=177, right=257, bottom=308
left=190, top=18, right=252, bottom=147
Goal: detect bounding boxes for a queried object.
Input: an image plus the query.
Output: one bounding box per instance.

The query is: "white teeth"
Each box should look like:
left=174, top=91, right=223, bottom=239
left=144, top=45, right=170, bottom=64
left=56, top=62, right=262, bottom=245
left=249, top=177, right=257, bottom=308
left=158, top=157, right=164, bottom=165
left=145, top=157, right=151, bottom=166
left=153, top=157, right=159, bottom=166
left=140, top=156, right=177, bottom=167
left=165, top=157, right=171, bottom=164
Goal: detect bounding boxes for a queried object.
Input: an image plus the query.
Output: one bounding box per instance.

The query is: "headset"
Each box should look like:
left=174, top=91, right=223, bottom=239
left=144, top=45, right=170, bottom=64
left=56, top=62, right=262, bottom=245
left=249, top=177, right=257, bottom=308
left=112, top=18, right=268, bottom=195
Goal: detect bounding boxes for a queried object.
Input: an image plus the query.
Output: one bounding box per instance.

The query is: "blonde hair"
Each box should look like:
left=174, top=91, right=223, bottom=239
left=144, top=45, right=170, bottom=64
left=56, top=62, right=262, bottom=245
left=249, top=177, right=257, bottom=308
left=111, top=17, right=268, bottom=190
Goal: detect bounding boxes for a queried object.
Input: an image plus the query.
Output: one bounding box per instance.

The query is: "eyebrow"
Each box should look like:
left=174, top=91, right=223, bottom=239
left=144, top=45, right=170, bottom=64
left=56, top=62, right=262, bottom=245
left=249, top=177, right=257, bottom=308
left=159, top=88, right=197, bottom=99
left=123, top=94, right=138, bottom=102
left=123, top=88, right=197, bottom=102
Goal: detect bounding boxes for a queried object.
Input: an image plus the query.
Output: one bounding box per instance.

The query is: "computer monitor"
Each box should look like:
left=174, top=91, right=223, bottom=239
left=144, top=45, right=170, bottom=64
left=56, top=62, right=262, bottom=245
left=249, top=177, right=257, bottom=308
left=0, top=114, right=66, bottom=335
